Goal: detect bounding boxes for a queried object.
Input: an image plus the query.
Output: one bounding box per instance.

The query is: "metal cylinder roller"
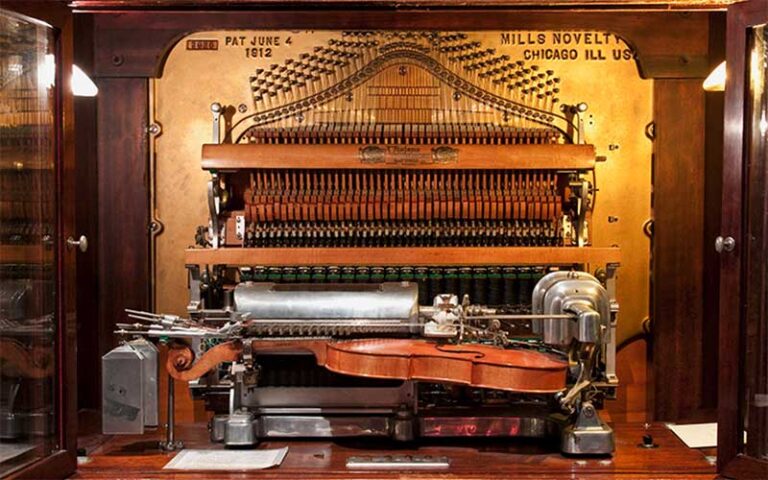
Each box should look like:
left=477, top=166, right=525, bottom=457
left=234, top=282, right=419, bottom=322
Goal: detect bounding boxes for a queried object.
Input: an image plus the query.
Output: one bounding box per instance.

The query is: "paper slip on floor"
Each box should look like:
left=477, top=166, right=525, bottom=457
left=163, top=447, right=288, bottom=470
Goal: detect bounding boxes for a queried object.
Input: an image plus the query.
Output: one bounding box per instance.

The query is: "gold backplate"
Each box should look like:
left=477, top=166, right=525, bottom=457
left=153, top=30, right=651, bottom=345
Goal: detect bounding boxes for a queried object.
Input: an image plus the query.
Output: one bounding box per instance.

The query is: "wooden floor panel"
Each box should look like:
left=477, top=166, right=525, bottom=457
left=72, top=422, right=716, bottom=479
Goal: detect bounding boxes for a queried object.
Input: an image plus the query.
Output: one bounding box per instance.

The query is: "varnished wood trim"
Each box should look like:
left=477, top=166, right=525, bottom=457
left=89, top=11, right=712, bottom=79
left=185, top=246, right=621, bottom=266
left=202, top=144, right=596, bottom=171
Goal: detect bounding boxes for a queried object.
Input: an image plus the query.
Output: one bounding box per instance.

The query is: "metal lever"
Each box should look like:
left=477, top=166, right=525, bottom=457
left=66, top=235, right=88, bottom=253
left=715, top=235, right=735, bottom=253
left=211, top=102, right=222, bottom=144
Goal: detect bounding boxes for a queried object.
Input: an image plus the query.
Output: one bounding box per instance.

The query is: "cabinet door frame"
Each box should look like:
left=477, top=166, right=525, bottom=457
left=2, top=3, right=79, bottom=479
left=718, top=0, right=768, bottom=477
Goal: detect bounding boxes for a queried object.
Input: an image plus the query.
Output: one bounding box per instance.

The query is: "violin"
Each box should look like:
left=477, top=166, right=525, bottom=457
left=167, top=338, right=567, bottom=393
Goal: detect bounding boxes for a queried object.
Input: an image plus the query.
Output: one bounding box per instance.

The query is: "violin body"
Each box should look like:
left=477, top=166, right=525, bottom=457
left=168, top=338, right=567, bottom=393
left=323, top=339, right=567, bottom=393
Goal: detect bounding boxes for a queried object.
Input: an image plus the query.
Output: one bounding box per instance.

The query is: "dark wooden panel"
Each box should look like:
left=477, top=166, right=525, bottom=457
left=651, top=79, right=707, bottom=422
left=700, top=11, right=725, bottom=417
left=74, top=13, right=101, bottom=412
left=96, top=79, right=151, bottom=358
left=88, top=10, right=711, bottom=80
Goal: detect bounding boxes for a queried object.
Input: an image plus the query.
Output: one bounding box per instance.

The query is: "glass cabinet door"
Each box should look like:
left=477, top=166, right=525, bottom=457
left=0, top=10, right=58, bottom=477
left=743, top=21, right=768, bottom=465
left=719, top=1, right=768, bottom=478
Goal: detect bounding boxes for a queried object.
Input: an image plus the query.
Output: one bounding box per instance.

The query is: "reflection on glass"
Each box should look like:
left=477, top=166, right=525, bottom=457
left=0, top=9, right=57, bottom=476
left=745, top=24, right=768, bottom=461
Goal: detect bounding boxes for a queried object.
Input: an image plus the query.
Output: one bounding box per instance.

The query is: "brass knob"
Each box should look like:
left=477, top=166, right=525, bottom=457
left=66, top=235, right=88, bottom=253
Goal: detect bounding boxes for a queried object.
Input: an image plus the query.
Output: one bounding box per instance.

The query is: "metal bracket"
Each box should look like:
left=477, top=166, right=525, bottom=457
left=574, top=102, right=588, bottom=144
left=603, top=264, right=619, bottom=385
left=186, top=265, right=203, bottom=313
left=235, top=215, right=245, bottom=242
left=207, top=175, right=221, bottom=248
left=560, top=401, right=614, bottom=455
left=211, top=102, right=222, bottom=144
left=644, top=121, right=656, bottom=141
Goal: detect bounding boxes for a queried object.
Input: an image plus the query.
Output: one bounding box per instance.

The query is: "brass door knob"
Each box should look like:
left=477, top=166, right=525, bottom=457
left=66, top=235, right=88, bottom=253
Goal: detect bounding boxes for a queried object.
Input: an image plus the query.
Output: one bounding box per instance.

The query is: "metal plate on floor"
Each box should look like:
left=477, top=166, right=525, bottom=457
left=346, top=454, right=450, bottom=470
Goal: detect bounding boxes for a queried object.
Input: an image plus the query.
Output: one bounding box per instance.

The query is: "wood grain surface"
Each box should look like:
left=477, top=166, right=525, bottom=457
left=201, top=144, right=597, bottom=171
left=185, top=246, right=621, bottom=266
left=73, top=419, right=716, bottom=479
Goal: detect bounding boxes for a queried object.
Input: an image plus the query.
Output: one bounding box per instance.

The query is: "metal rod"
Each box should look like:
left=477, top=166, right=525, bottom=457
left=125, top=308, right=163, bottom=318
left=167, top=373, right=175, bottom=444
left=159, top=372, right=182, bottom=451
left=464, top=314, right=575, bottom=320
